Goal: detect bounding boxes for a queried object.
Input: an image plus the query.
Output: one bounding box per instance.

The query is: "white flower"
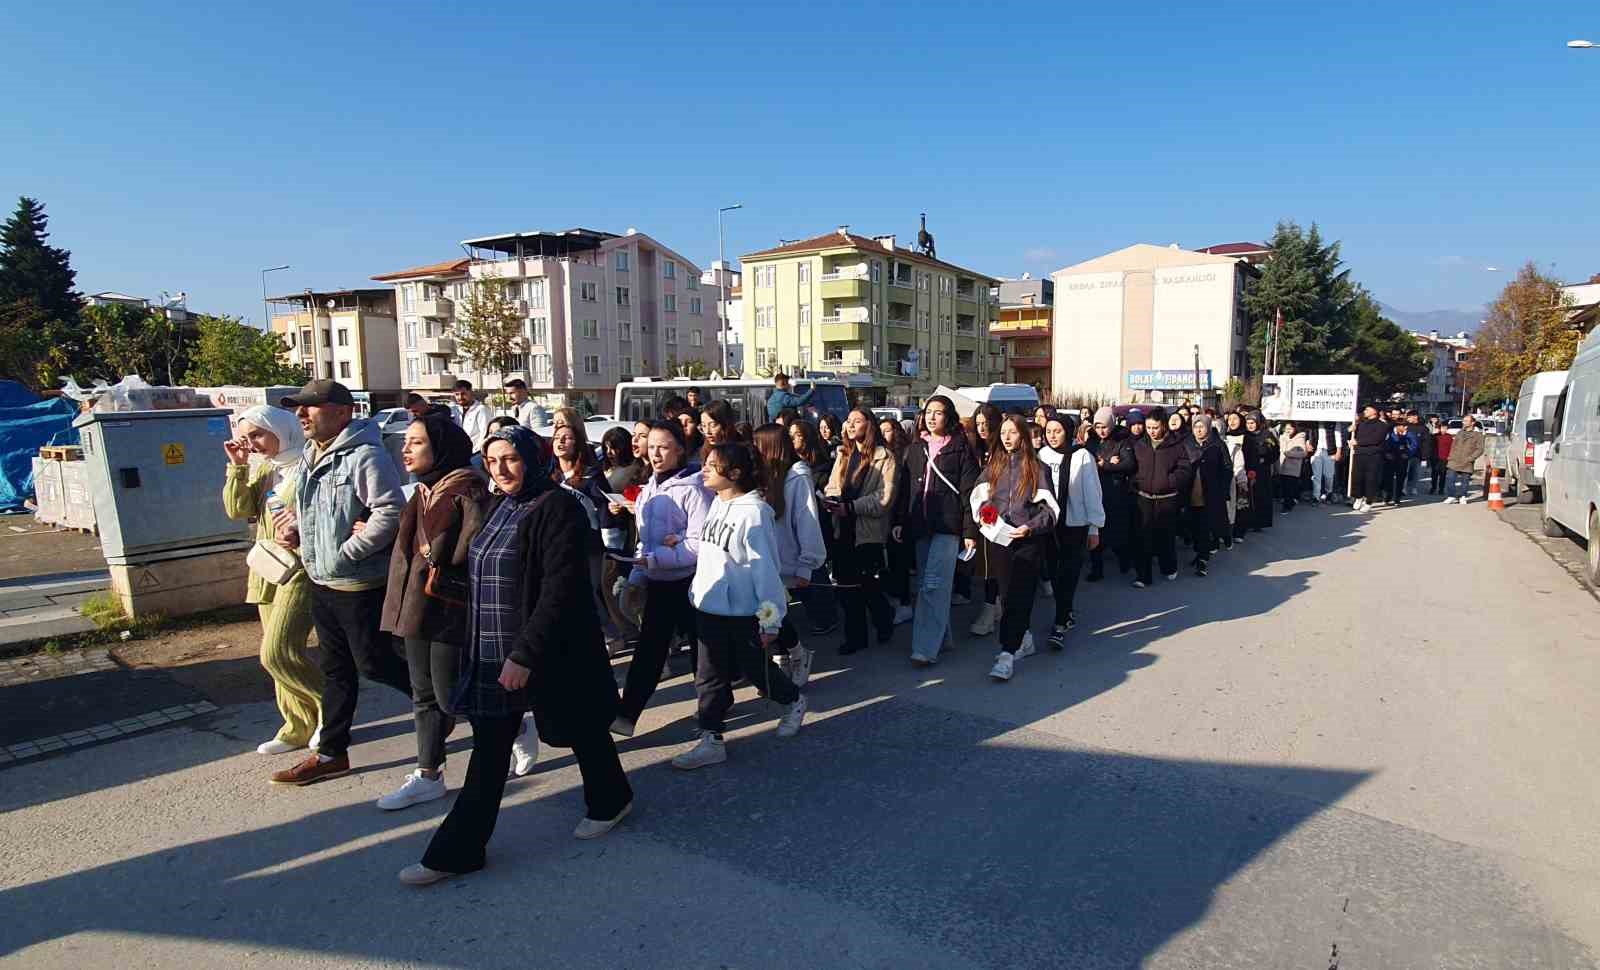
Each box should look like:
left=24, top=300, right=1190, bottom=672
left=755, top=600, right=781, bottom=628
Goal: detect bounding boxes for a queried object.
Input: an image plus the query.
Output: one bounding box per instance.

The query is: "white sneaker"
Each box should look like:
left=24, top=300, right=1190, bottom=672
left=1013, top=631, right=1036, bottom=661
left=574, top=800, right=632, bottom=840
left=398, top=863, right=454, bottom=886
left=672, top=731, right=727, bottom=770
left=988, top=651, right=1015, bottom=681
left=510, top=721, right=538, bottom=777
left=256, top=738, right=304, bottom=756
left=777, top=694, right=807, bottom=738
left=1039, top=580, right=1053, bottom=599
left=1458, top=497, right=1470, bottom=506
left=1441, top=497, right=1454, bottom=504
left=892, top=604, right=915, bottom=625
left=786, top=645, right=814, bottom=687
left=307, top=723, right=322, bottom=752
left=1164, top=571, right=1179, bottom=581
left=969, top=603, right=998, bottom=636
left=377, top=769, right=447, bottom=811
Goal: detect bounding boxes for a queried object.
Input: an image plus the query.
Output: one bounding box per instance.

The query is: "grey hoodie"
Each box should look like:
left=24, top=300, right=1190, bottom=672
left=294, top=418, right=406, bottom=590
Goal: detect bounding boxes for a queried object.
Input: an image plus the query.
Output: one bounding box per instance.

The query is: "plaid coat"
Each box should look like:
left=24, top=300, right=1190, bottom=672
left=451, top=484, right=617, bottom=742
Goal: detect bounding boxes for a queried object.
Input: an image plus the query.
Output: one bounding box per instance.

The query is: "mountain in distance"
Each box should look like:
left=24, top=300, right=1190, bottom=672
left=1378, top=303, right=1481, bottom=337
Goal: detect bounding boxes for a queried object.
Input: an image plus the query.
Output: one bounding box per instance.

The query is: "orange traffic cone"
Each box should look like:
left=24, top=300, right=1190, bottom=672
left=1486, top=467, right=1505, bottom=511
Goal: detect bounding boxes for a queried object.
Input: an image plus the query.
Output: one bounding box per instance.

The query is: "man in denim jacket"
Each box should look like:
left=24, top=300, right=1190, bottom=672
left=268, top=380, right=410, bottom=786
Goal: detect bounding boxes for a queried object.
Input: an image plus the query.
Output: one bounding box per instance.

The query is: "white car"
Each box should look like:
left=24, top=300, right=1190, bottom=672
left=374, top=407, right=412, bottom=436
left=1541, top=329, right=1600, bottom=587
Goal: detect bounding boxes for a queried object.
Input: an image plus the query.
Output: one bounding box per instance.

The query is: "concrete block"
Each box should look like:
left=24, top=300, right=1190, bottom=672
left=109, top=547, right=249, bottom=620
left=0, top=608, right=96, bottom=647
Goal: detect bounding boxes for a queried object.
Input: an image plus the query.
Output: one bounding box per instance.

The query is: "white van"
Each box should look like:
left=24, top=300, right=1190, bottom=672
left=1540, top=330, right=1600, bottom=586
left=955, top=383, right=1040, bottom=416
left=1508, top=370, right=1568, bottom=503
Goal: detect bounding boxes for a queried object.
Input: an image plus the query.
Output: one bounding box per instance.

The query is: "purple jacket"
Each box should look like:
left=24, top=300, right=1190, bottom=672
left=627, top=462, right=714, bottom=585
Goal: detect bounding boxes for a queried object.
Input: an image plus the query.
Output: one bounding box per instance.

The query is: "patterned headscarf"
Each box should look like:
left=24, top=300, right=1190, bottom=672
left=481, top=425, right=554, bottom=501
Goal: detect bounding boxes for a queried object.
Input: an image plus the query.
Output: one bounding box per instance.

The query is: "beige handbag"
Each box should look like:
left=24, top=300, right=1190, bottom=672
left=246, top=540, right=300, bottom=585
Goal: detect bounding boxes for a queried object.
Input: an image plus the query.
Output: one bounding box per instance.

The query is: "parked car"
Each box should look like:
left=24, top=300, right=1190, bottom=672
left=955, top=383, right=1040, bottom=417
left=1507, top=371, right=1568, bottom=503
left=1541, top=329, right=1600, bottom=586
left=374, top=407, right=412, bottom=436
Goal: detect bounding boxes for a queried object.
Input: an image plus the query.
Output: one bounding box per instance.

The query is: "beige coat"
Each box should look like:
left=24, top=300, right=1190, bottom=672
left=825, top=444, right=897, bottom=546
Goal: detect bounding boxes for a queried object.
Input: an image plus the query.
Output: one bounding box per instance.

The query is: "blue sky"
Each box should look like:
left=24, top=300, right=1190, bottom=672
left=3, top=2, right=1596, bottom=329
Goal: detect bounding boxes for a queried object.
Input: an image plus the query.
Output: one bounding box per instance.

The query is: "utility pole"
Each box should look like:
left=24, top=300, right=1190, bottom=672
left=717, top=203, right=743, bottom=376
left=1194, top=343, right=1202, bottom=409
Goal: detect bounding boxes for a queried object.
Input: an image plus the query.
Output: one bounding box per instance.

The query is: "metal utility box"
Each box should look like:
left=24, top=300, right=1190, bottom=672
left=73, top=408, right=249, bottom=563
left=60, top=461, right=97, bottom=531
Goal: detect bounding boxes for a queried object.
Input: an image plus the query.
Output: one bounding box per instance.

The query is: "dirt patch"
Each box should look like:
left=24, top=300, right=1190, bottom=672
left=112, top=611, right=322, bottom=708
left=0, top=518, right=105, bottom=581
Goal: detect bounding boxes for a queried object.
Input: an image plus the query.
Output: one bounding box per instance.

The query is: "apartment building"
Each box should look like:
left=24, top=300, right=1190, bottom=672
left=1050, top=244, right=1256, bottom=406
left=991, top=277, right=1054, bottom=396
left=267, top=288, right=400, bottom=391
left=373, top=228, right=719, bottom=409
left=1413, top=329, right=1473, bottom=415
left=739, top=226, right=1001, bottom=401
left=703, top=260, right=743, bottom=374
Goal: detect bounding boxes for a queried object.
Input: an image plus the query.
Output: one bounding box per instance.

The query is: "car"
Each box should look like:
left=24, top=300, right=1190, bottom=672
left=1446, top=418, right=1464, bottom=435
left=954, top=383, right=1040, bottom=416
left=1541, top=329, right=1600, bottom=587
left=374, top=407, right=412, bottom=436
left=1507, top=370, right=1568, bottom=504
left=871, top=406, right=917, bottom=423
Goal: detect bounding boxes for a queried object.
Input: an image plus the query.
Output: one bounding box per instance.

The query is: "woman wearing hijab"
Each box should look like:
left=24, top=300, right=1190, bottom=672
left=1038, top=415, right=1103, bottom=648
left=378, top=414, right=489, bottom=810
left=968, top=403, right=1005, bottom=636
left=401, top=427, right=631, bottom=886
left=1243, top=411, right=1278, bottom=531
left=1223, top=411, right=1251, bottom=544
left=1186, top=415, right=1232, bottom=576
left=1083, top=406, right=1136, bottom=581
left=222, top=405, right=324, bottom=756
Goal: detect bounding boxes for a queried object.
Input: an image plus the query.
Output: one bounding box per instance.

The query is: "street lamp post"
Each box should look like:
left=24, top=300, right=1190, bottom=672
left=260, top=264, right=290, bottom=333
left=717, top=203, right=743, bottom=376
left=1568, top=39, right=1595, bottom=48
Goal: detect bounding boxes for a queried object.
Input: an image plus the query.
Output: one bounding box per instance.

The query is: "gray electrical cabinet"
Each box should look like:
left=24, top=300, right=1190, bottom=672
left=74, top=408, right=250, bottom=563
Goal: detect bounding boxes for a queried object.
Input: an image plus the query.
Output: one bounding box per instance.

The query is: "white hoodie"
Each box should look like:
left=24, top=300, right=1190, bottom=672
left=772, top=462, right=827, bottom=585
left=691, top=490, right=790, bottom=634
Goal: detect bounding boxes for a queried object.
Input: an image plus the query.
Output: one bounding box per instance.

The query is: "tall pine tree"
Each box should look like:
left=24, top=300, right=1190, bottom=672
left=1242, top=220, right=1357, bottom=374
left=0, top=197, right=87, bottom=383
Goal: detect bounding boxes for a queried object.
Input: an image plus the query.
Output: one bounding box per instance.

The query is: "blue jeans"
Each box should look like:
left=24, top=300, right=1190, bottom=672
left=1406, top=457, right=1421, bottom=495
left=1445, top=469, right=1472, bottom=499
left=911, top=534, right=960, bottom=662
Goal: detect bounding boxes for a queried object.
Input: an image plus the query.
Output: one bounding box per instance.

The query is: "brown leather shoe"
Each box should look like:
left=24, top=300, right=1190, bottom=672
left=270, top=753, right=351, bottom=786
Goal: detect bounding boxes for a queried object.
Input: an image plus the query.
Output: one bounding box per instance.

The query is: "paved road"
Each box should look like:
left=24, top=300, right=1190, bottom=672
left=2, top=496, right=1598, bottom=968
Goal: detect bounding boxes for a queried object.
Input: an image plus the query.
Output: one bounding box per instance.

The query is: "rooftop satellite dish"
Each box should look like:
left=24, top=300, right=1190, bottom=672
left=326, top=299, right=336, bottom=310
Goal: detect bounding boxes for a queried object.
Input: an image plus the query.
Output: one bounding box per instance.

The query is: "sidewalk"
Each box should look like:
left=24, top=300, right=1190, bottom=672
left=0, top=569, right=109, bottom=646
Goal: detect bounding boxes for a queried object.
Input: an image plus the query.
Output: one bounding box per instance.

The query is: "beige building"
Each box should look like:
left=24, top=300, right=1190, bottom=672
left=268, top=288, right=400, bottom=392
left=374, top=228, right=719, bottom=409
left=1050, top=244, right=1254, bottom=405
left=740, top=227, right=1001, bottom=402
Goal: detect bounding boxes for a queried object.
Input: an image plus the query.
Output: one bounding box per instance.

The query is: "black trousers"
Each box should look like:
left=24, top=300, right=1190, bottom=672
left=1053, top=525, right=1088, bottom=621
left=1189, top=506, right=1215, bottom=562
left=403, top=637, right=458, bottom=773
left=835, top=541, right=893, bottom=651
left=1277, top=473, right=1299, bottom=510
left=1429, top=457, right=1447, bottom=494
left=1353, top=452, right=1383, bottom=504
left=1135, top=496, right=1179, bottom=583
left=884, top=534, right=914, bottom=605
left=992, top=537, right=1043, bottom=652
left=1386, top=460, right=1409, bottom=503
left=421, top=714, right=632, bottom=874
left=618, top=577, right=697, bottom=724
left=1250, top=476, right=1274, bottom=529
left=694, top=611, right=799, bottom=734
left=310, top=583, right=411, bottom=758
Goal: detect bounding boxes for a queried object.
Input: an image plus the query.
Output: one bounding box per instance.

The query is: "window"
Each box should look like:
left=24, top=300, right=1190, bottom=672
left=1233, top=350, right=1246, bottom=378
left=871, top=260, right=882, bottom=283
left=918, top=309, right=931, bottom=332
left=619, top=319, right=633, bottom=342
left=337, top=328, right=349, bottom=347
left=690, top=297, right=702, bottom=315
left=918, top=272, right=930, bottom=292
left=939, top=351, right=952, bottom=372
left=664, top=294, right=677, bottom=313
left=339, top=361, right=352, bottom=379
left=620, top=355, right=633, bottom=377
left=577, top=319, right=597, bottom=340
left=402, top=284, right=415, bottom=311
left=798, top=263, right=810, bottom=285
left=528, top=278, right=546, bottom=310
left=580, top=281, right=598, bottom=302
left=939, top=314, right=952, bottom=335
left=532, top=354, right=553, bottom=381
left=300, top=328, right=312, bottom=350
left=615, top=251, right=630, bottom=272
left=665, top=326, right=677, bottom=344
left=406, top=358, right=419, bottom=384
left=956, top=349, right=975, bottom=369
left=284, top=330, right=295, bottom=348
left=756, top=306, right=775, bottom=329
left=583, top=354, right=601, bottom=375
left=939, top=276, right=953, bottom=295
left=690, top=330, right=703, bottom=347
left=756, top=347, right=776, bottom=369
left=323, top=362, right=333, bottom=379
left=687, top=274, right=698, bottom=290
left=754, top=265, right=775, bottom=288
left=664, top=260, right=676, bottom=280
left=799, top=347, right=812, bottom=368
left=616, top=286, right=631, bottom=306
left=530, top=318, right=548, bottom=346
left=321, top=329, right=331, bottom=347
left=799, top=304, right=811, bottom=326
left=404, top=320, right=417, bottom=349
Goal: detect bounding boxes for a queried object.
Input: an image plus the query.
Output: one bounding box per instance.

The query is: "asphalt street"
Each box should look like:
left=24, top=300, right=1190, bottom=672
left=2, top=494, right=1597, bottom=969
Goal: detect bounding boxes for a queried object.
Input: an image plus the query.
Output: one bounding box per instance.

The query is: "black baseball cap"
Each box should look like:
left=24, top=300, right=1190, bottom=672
left=280, top=379, right=356, bottom=407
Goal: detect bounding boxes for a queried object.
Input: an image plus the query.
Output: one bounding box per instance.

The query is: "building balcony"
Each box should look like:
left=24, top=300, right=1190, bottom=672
left=955, top=295, right=979, bottom=315
left=419, top=335, right=456, bottom=357
left=417, top=297, right=453, bottom=319
left=507, top=299, right=529, bottom=317
left=821, top=356, right=874, bottom=374
left=821, top=322, right=868, bottom=342
left=820, top=306, right=869, bottom=325
left=469, top=259, right=523, bottom=281
left=414, top=372, right=457, bottom=390
left=889, top=277, right=916, bottom=291
left=1009, top=355, right=1050, bottom=369
left=820, top=276, right=869, bottom=301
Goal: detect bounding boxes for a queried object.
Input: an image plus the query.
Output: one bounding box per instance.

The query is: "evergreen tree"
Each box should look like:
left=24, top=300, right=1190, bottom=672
left=1242, top=220, right=1357, bottom=374
left=0, top=197, right=87, bottom=383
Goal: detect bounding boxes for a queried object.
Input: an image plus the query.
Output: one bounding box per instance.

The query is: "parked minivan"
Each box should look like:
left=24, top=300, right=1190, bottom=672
left=1508, top=370, right=1568, bottom=503
left=1540, top=330, right=1600, bottom=586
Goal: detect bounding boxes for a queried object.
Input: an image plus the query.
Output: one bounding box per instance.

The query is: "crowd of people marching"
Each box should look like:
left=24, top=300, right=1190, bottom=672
left=219, top=374, right=1486, bottom=887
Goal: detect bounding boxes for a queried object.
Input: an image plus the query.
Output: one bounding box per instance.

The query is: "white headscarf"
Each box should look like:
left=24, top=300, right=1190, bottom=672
left=237, top=405, right=305, bottom=470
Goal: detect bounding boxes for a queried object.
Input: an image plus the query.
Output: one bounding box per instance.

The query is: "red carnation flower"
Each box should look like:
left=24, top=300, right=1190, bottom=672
left=979, top=503, right=999, bottom=526
left=623, top=484, right=642, bottom=503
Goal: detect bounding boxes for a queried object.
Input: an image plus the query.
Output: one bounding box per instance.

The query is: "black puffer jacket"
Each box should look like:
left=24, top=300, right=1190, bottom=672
left=900, top=434, right=981, bottom=541
left=1133, top=433, right=1195, bottom=498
